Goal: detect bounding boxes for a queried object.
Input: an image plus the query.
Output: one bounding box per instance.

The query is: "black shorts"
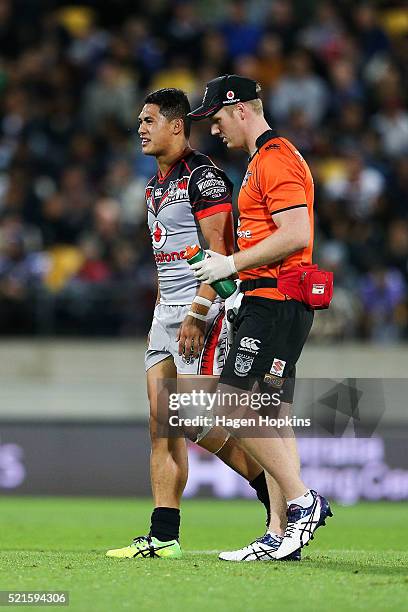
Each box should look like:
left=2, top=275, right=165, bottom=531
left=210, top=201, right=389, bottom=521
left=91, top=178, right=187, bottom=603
left=220, top=297, right=314, bottom=403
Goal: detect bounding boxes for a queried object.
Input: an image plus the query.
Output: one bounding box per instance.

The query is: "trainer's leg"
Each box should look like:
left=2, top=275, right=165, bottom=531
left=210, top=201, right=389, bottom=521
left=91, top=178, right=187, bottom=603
left=215, top=383, right=307, bottom=500
left=277, top=401, right=301, bottom=474
left=265, top=401, right=301, bottom=535
left=238, top=435, right=305, bottom=500
left=198, top=427, right=284, bottom=535
left=148, top=357, right=188, bottom=509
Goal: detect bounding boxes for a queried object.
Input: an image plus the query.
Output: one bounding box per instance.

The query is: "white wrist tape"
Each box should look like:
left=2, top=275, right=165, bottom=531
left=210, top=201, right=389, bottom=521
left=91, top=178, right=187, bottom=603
left=188, top=310, right=207, bottom=321
left=192, top=296, right=212, bottom=309
left=227, top=254, right=238, bottom=274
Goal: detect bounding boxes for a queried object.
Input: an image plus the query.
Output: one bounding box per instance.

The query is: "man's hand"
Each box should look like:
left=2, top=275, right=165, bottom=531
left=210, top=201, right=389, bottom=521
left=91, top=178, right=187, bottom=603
left=190, top=250, right=237, bottom=284
left=177, top=315, right=206, bottom=358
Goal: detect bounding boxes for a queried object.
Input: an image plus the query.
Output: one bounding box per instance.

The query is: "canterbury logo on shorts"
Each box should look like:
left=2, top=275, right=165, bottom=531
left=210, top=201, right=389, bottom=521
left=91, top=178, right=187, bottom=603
left=240, top=337, right=261, bottom=352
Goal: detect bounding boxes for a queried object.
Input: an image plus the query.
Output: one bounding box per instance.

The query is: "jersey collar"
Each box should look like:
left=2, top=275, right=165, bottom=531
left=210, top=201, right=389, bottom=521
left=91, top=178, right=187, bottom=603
left=157, top=146, right=193, bottom=182
left=255, top=129, right=278, bottom=150
left=248, top=129, right=279, bottom=162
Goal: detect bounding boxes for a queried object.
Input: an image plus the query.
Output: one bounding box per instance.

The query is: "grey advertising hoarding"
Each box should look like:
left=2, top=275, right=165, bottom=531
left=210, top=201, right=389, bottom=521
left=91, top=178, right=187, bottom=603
left=0, top=421, right=407, bottom=503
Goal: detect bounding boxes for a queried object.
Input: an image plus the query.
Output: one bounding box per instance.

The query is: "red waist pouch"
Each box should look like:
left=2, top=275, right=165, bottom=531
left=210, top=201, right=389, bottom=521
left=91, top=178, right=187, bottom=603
left=277, top=264, right=333, bottom=310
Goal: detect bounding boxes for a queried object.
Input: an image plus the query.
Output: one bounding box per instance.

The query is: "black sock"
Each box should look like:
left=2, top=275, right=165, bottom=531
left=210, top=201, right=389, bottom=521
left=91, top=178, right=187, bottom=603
left=150, top=507, right=180, bottom=542
left=249, top=471, right=271, bottom=527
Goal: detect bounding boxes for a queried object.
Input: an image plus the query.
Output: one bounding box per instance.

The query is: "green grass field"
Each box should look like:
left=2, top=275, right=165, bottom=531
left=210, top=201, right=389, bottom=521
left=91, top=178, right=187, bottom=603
left=0, top=498, right=407, bottom=611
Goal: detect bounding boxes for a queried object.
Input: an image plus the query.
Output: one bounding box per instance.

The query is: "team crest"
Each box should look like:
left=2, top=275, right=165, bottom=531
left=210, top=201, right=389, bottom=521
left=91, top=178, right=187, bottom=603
left=182, top=354, right=195, bottom=365
left=167, top=178, right=188, bottom=201
left=234, top=352, right=254, bottom=377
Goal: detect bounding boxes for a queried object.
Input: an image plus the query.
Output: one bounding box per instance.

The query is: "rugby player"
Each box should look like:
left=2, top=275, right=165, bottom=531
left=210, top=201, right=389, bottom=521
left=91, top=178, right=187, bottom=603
left=106, top=88, right=283, bottom=560
left=189, top=75, right=333, bottom=561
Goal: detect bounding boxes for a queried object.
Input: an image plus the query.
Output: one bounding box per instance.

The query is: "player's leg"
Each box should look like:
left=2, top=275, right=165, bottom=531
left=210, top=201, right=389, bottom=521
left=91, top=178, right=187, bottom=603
left=198, top=428, right=272, bottom=526
left=149, top=357, right=188, bottom=509
left=106, top=356, right=184, bottom=559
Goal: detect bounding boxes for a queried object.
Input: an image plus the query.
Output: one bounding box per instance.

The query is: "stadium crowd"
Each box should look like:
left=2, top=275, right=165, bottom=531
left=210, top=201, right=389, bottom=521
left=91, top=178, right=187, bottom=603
left=0, top=0, right=407, bottom=340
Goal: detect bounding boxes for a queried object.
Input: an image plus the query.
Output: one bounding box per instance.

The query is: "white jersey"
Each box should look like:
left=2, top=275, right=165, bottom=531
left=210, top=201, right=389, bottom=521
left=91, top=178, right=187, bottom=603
left=146, top=149, right=233, bottom=305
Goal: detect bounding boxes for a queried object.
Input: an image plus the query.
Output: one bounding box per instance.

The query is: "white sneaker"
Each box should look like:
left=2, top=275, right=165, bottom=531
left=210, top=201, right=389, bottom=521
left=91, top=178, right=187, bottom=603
left=219, top=533, right=282, bottom=562
left=274, top=490, right=333, bottom=559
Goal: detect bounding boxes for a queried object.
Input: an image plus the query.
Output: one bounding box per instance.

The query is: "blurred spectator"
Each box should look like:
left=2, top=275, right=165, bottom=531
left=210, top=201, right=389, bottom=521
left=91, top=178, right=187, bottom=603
left=328, top=59, right=364, bottom=118
left=166, top=1, right=203, bottom=62
left=0, top=0, right=20, bottom=59
left=199, top=30, right=230, bottom=76
left=63, top=6, right=110, bottom=69
left=123, top=17, right=164, bottom=86
left=311, top=240, right=361, bottom=341
left=265, top=0, right=298, bottom=53
left=372, top=99, right=408, bottom=158
left=103, top=159, right=147, bottom=226
left=280, top=109, right=317, bottom=156
left=298, top=1, right=346, bottom=64
left=387, top=157, right=408, bottom=219
left=270, top=50, right=329, bottom=127
left=385, top=220, right=408, bottom=280
left=151, top=56, right=196, bottom=95
left=353, top=3, right=390, bottom=62
left=77, top=236, right=111, bottom=283
left=254, top=33, right=284, bottom=92
left=335, top=102, right=365, bottom=153
left=359, top=267, right=407, bottom=342
left=0, top=224, right=48, bottom=334
left=82, top=60, right=138, bottom=131
left=323, top=151, right=385, bottom=220
left=220, top=0, right=264, bottom=59
left=87, top=197, right=122, bottom=261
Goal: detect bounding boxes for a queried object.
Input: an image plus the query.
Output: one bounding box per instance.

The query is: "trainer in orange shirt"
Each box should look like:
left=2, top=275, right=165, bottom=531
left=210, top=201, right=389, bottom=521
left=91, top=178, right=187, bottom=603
left=188, top=75, right=332, bottom=562
left=237, top=128, right=314, bottom=301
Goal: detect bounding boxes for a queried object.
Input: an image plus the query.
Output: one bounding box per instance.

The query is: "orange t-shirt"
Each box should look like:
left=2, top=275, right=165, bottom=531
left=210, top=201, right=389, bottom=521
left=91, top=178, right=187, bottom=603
left=237, top=130, right=314, bottom=300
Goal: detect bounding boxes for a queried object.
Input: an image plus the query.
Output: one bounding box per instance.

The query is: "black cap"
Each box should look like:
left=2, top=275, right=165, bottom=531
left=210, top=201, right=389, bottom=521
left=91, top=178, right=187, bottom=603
left=188, top=75, right=259, bottom=121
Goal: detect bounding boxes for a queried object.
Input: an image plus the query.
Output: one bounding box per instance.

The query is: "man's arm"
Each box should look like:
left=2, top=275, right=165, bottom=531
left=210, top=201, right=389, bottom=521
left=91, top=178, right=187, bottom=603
left=191, top=207, right=310, bottom=283
left=233, top=206, right=309, bottom=272
left=194, top=210, right=235, bottom=303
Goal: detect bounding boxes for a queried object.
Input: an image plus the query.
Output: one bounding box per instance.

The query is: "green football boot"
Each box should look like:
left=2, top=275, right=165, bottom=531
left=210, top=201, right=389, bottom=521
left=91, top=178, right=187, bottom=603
left=106, top=535, right=182, bottom=559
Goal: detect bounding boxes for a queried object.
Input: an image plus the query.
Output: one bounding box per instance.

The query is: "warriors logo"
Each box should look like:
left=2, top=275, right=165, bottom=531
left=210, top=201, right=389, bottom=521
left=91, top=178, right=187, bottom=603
left=234, top=352, right=254, bottom=377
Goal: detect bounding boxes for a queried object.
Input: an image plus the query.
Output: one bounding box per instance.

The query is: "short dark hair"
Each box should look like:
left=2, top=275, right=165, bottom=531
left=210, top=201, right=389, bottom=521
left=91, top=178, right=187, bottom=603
left=144, top=88, right=191, bottom=137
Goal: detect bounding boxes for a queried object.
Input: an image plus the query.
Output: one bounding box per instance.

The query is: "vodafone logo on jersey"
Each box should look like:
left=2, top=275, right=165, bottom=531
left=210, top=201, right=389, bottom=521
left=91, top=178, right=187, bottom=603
left=154, top=250, right=187, bottom=264
left=151, top=220, right=167, bottom=249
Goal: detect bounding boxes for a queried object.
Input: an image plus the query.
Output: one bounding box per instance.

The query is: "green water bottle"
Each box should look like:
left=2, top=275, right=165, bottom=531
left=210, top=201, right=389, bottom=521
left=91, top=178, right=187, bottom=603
left=185, top=244, right=237, bottom=299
